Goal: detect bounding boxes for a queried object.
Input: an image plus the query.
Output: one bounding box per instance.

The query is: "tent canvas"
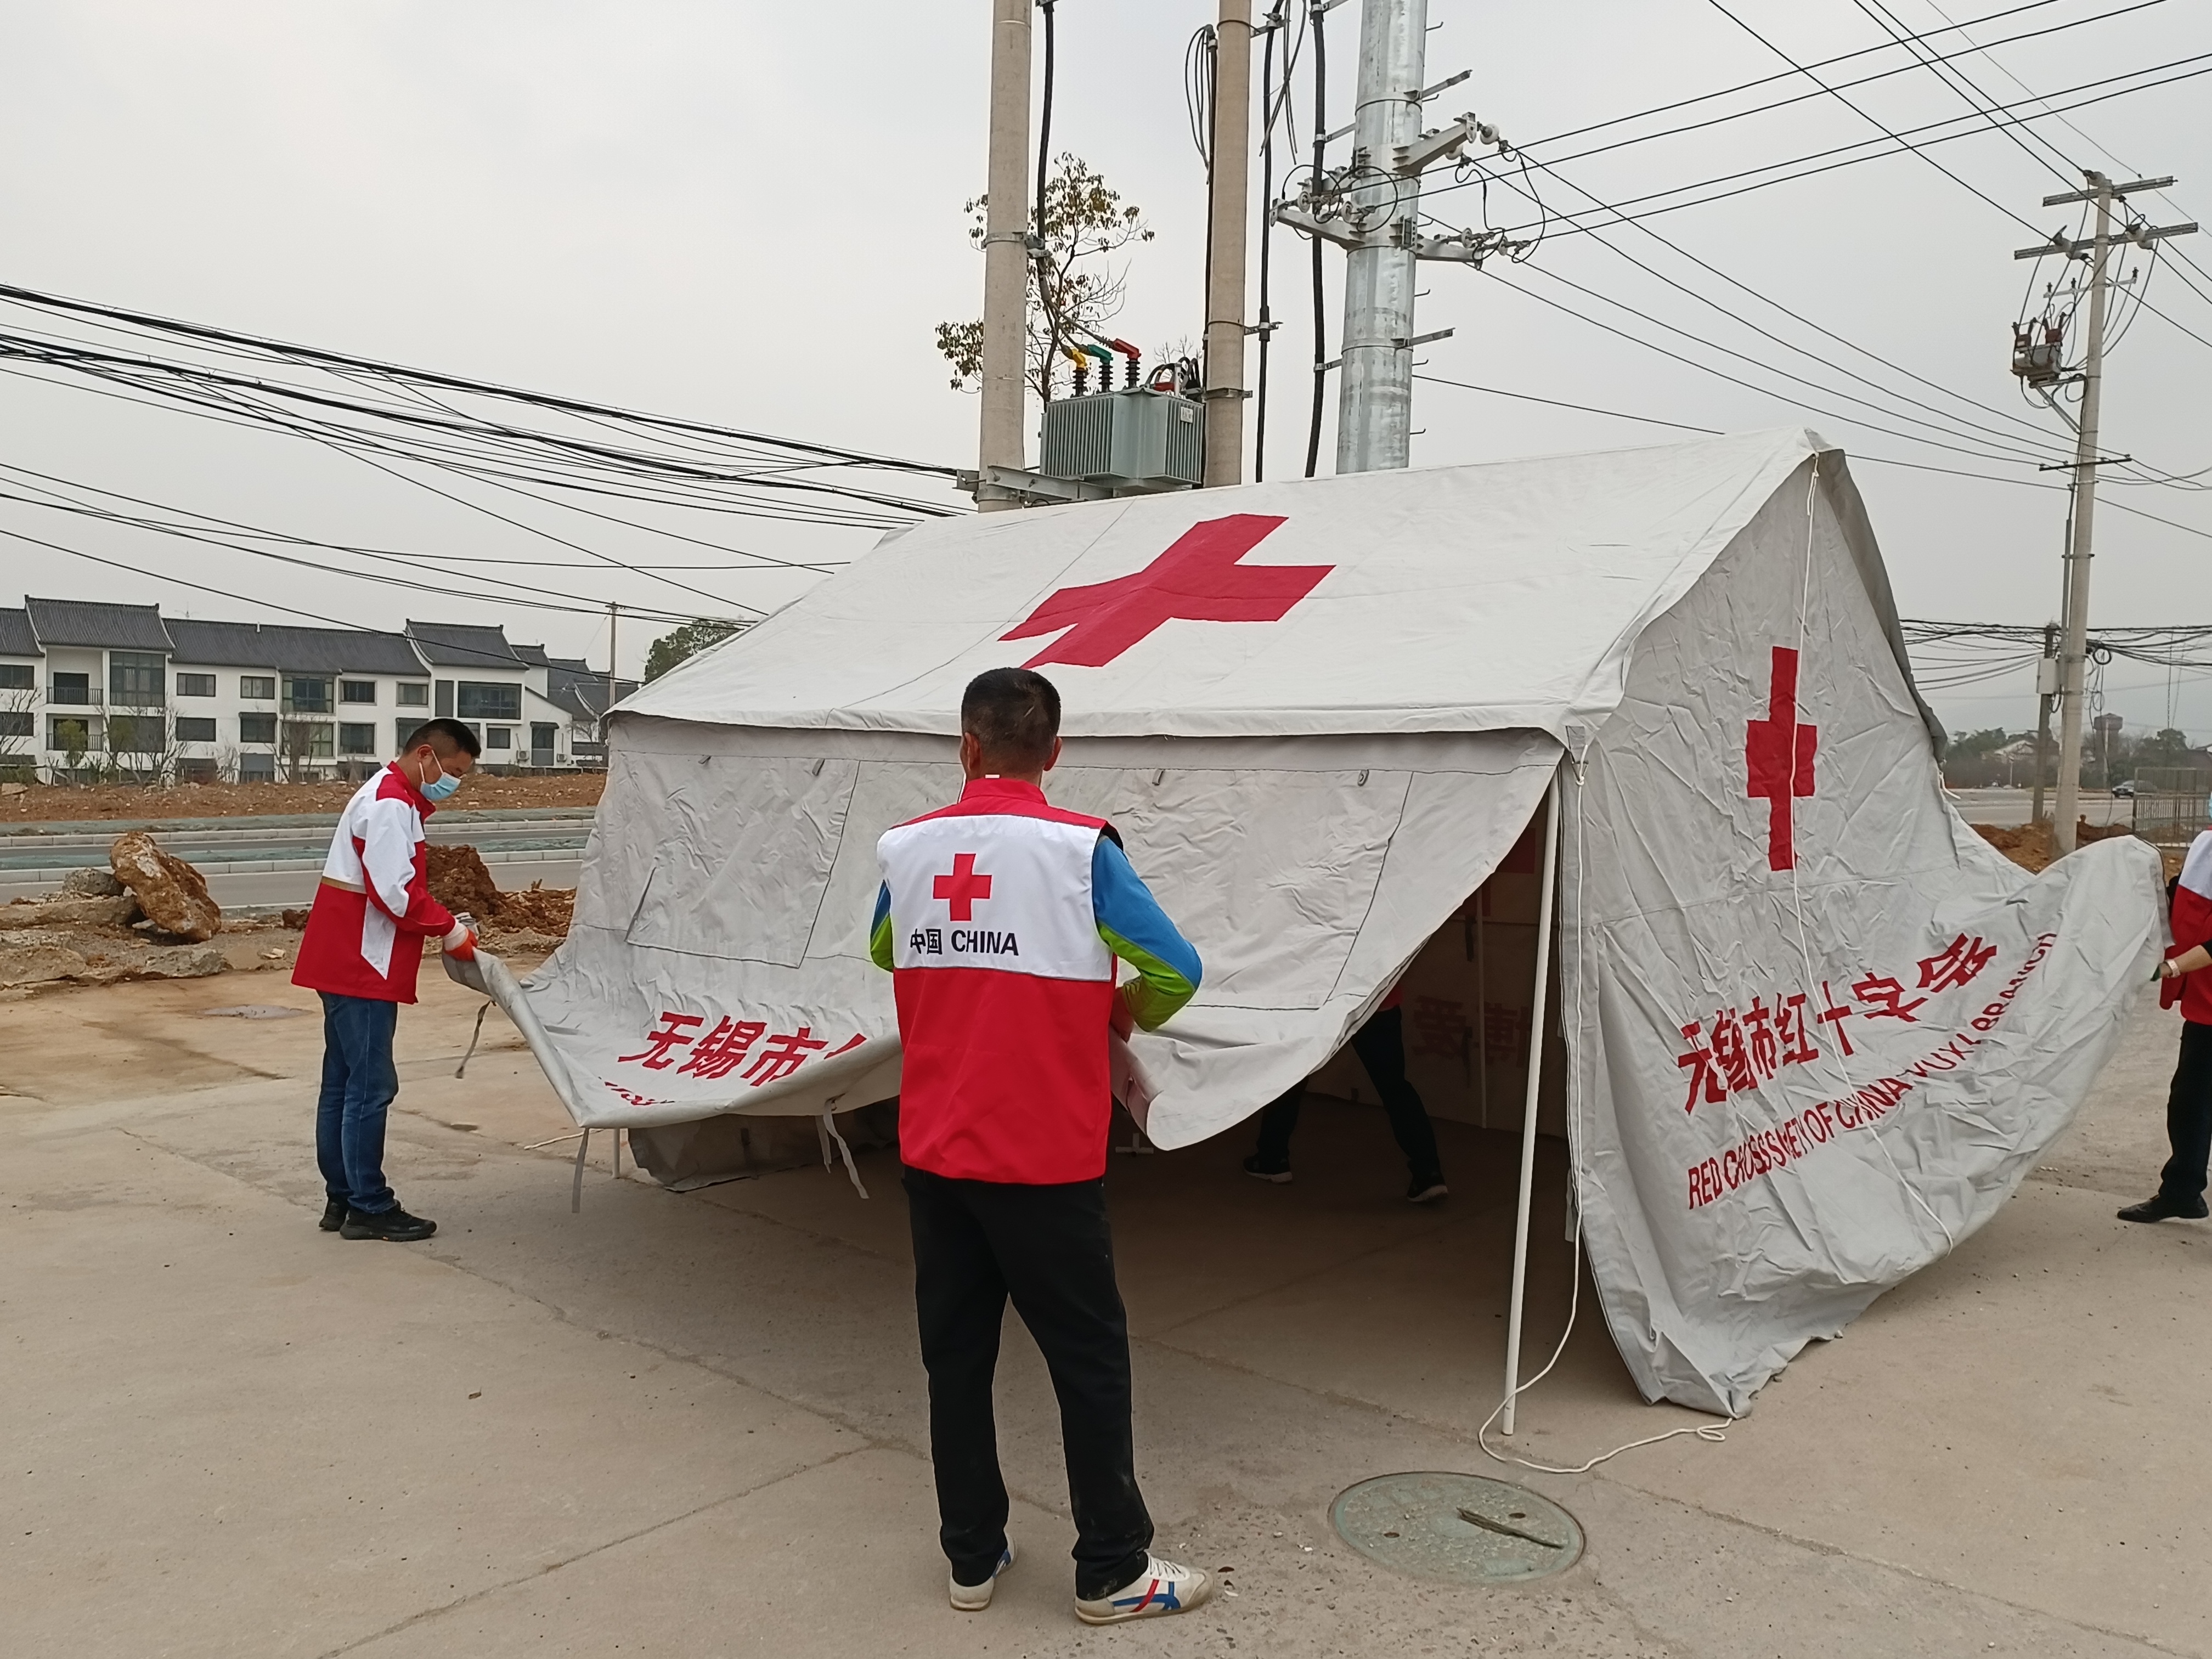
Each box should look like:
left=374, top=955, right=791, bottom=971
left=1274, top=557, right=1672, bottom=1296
left=490, top=427, right=2163, bottom=1415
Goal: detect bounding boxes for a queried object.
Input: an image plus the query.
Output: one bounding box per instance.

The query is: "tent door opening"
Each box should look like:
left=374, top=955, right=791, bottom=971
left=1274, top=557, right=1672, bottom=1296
left=1295, top=768, right=1568, bottom=1433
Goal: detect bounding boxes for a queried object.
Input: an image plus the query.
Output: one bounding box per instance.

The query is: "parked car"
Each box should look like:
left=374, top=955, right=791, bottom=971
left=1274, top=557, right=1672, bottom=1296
left=2113, top=780, right=2139, bottom=797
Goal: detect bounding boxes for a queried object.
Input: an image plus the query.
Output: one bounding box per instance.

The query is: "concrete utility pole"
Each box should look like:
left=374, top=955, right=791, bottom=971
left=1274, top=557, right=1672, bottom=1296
left=1201, top=0, right=1255, bottom=487
left=1274, top=0, right=1499, bottom=475
left=977, top=0, right=1034, bottom=512
left=2018, top=173, right=2196, bottom=853
left=605, top=602, right=619, bottom=753
left=2049, top=178, right=2113, bottom=857
left=2030, top=619, right=2057, bottom=826
left=1335, top=0, right=1426, bottom=474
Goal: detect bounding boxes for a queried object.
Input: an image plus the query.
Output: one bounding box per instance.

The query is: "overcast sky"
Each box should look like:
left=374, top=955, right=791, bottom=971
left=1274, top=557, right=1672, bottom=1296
left=3, top=0, right=2209, bottom=735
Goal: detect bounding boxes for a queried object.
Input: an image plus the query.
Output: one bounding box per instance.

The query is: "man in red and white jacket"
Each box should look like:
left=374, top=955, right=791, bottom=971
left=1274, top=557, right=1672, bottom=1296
left=2121, top=827, right=2212, bottom=1222
left=871, top=668, right=1212, bottom=1627
left=294, top=719, right=482, bottom=1242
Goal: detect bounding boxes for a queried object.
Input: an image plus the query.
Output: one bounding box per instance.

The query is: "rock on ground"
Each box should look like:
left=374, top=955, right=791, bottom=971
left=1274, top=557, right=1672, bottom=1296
left=0, top=895, right=140, bottom=932
left=109, top=831, right=222, bottom=941
left=60, top=867, right=125, bottom=898
left=0, top=933, right=225, bottom=989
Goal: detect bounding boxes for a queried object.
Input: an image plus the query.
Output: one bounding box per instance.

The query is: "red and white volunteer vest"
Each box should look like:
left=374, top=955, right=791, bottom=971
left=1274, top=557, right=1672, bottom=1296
left=878, top=780, right=1117, bottom=1184
left=292, top=765, right=454, bottom=1003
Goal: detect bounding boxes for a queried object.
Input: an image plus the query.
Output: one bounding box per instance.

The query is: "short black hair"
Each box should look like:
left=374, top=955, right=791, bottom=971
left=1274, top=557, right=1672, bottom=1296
left=399, top=718, right=483, bottom=759
left=961, top=667, right=1060, bottom=770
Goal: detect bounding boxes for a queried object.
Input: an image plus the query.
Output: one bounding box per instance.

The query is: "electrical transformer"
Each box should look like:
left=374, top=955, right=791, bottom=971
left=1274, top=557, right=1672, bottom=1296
left=1038, top=386, right=1204, bottom=494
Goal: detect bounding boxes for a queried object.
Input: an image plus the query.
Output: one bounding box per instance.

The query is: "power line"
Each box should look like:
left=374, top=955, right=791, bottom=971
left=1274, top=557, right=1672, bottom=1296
left=0, top=471, right=744, bottom=622
left=1409, top=365, right=2212, bottom=547
left=1519, top=0, right=2075, bottom=152
left=1488, top=259, right=2058, bottom=466
left=1425, top=53, right=2212, bottom=241
left=0, top=488, right=709, bottom=625
left=0, top=523, right=695, bottom=666
left=1848, top=0, right=2084, bottom=185
left=1514, top=0, right=2158, bottom=176
left=1412, top=374, right=1722, bottom=434
left=0, top=335, right=952, bottom=523
left=1437, top=156, right=2073, bottom=461
left=0, top=282, right=962, bottom=479
left=1699, top=0, right=2047, bottom=232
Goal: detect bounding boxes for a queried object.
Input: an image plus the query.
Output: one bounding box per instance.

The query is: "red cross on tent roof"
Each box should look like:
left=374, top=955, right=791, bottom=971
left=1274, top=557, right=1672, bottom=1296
left=1746, top=646, right=1817, bottom=871
left=1001, top=514, right=1333, bottom=669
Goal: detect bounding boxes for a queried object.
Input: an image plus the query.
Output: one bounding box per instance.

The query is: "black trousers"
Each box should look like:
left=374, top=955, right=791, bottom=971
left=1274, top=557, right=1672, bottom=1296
left=2158, top=1019, right=2212, bottom=1205
left=902, top=1165, right=1152, bottom=1599
left=1254, top=1005, right=1443, bottom=1180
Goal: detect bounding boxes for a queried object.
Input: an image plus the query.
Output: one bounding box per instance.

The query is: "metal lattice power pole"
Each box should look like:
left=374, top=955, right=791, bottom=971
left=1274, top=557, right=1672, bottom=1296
left=1334, top=0, right=1425, bottom=474
left=2018, top=173, right=2196, bottom=853
left=1202, top=0, right=1255, bottom=486
left=977, top=0, right=1034, bottom=512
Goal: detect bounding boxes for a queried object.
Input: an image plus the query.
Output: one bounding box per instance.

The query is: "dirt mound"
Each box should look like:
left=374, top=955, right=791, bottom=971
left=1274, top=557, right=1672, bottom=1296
left=1973, top=818, right=2149, bottom=874
left=0, top=772, right=605, bottom=824
left=425, top=844, right=504, bottom=921
left=489, top=882, right=574, bottom=935
left=422, top=845, right=574, bottom=938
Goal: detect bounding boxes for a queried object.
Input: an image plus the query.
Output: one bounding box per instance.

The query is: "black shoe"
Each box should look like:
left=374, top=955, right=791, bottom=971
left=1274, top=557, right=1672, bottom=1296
left=1407, top=1172, right=1449, bottom=1204
left=1242, top=1154, right=1293, bottom=1184
left=319, top=1196, right=349, bottom=1232
left=2117, top=1193, right=2208, bottom=1224
left=340, top=1205, right=438, bottom=1242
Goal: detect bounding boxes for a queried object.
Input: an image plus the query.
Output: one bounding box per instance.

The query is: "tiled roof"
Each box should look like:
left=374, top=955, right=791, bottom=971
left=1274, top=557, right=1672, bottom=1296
left=0, top=607, right=36, bottom=657
left=24, top=597, right=175, bottom=652
left=165, top=619, right=427, bottom=676
left=550, top=670, right=637, bottom=722
left=404, top=620, right=525, bottom=669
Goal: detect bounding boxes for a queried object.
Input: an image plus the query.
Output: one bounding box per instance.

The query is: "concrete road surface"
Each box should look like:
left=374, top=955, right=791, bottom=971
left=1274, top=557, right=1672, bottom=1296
left=1, top=964, right=2204, bottom=1657
left=0, top=808, right=591, bottom=905
left=1946, top=786, right=2137, bottom=828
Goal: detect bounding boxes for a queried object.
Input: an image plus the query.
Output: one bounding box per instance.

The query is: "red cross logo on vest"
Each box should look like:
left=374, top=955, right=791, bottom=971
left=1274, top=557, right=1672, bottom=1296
left=933, top=853, right=994, bottom=921
left=1001, top=513, right=1333, bottom=669
left=1745, top=646, right=1817, bottom=871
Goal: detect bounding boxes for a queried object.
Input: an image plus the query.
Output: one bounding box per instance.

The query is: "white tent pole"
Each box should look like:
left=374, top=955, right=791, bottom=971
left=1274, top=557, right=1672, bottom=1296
left=1501, top=765, right=1564, bottom=1437
left=1476, top=904, right=1488, bottom=1125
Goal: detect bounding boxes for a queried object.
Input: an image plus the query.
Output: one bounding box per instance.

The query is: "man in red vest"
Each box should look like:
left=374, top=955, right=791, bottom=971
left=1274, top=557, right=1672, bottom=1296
left=2121, top=830, right=2212, bottom=1222
left=871, top=668, right=1211, bottom=1625
left=294, top=719, right=481, bottom=1243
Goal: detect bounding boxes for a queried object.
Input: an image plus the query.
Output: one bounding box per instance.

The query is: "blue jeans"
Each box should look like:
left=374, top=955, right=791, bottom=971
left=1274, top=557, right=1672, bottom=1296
left=316, top=992, right=400, bottom=1215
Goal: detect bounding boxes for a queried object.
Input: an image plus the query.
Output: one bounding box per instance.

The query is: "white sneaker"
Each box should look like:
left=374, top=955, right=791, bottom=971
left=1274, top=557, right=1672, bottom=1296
left=1074, top=1554, right=1214, bottom=1624
left=949, top=1541, right=1015, bottom=1612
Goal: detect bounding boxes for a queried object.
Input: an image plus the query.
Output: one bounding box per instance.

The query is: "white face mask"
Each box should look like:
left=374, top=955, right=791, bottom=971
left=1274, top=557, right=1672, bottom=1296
left=419, top=754, right=461, bottom=800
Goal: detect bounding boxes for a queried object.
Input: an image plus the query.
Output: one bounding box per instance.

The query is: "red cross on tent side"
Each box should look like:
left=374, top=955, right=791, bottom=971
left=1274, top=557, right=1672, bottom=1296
left=1745, top=646, right=1818, bottom=872
left=1001, top=514, right=1334, bottom=669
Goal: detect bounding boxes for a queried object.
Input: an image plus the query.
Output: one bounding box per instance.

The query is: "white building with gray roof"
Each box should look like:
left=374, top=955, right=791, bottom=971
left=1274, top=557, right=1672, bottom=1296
left=0, top=598, right=620, bottom=783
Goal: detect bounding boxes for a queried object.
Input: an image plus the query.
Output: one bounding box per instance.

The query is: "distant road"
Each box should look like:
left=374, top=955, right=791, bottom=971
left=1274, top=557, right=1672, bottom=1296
left=0, top=808, right=592, bottom=907
left=1946, top=787, right=2137, bottom=829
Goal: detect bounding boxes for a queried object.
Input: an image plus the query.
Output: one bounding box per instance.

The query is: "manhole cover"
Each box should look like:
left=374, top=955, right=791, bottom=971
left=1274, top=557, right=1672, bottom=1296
left=200, top=1005, right=306, bottom=1020
left=1330, top=1472, right=1583, bottom=1585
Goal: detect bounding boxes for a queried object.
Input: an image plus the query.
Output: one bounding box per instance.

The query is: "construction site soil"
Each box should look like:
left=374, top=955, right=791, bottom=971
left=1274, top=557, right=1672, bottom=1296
left=0, top=772, right=606, bottom=823
left=1971, top=817, right=2177, bottom=876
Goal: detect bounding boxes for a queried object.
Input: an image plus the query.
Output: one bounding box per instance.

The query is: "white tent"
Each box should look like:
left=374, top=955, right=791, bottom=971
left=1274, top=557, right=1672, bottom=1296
left=489, top=427, right=2163, bottom=1415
